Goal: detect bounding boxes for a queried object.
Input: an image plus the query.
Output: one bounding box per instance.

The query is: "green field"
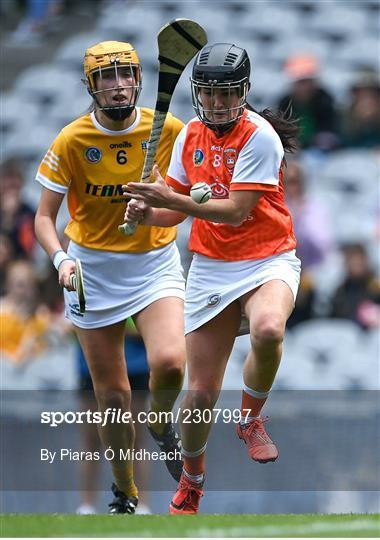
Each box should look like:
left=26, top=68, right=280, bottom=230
left=1, top=514, right=379, bottom=538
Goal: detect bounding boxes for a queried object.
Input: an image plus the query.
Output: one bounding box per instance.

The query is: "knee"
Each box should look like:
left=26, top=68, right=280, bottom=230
left=94, top=387, right=132, bottom=412
left=252, top=315, right=285, bottom=348
left=185, top=387, right=220, bottom=411
left=150, top=348, right=185, bottom=384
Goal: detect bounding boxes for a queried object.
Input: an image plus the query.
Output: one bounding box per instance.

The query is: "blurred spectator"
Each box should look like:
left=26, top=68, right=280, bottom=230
left=287, top=271, right=316, bottom=329
left=0, top=260, right=51, bottom=364
left=0, top=159, right=36, bottom=259
left=0, top=232, right=15, bottom=296
left=329, top=243, right=380, bottom=330
left=76, top=318, right=151, bottom=515
left=278, top=54, right=339, bottom=151
left=285, top=160, right=333, bottom=270
left=0, top=260, right=70, bottom=365
left=9, top=0, right=64, bottom=46
left=38, top=263, right=65, bottom=313
left=340, top=70, right=380, bottom=149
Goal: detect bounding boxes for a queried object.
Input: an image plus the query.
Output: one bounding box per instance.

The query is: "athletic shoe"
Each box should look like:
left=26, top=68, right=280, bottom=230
left=76, top=503, right=96, bottom=515
left=148, top=421, right=183, bottom=481
left=108, top=483, right=138, bottom=514
left=169, top=473, right=204, bottom=515
left=236, top=417, right=279, bottom=463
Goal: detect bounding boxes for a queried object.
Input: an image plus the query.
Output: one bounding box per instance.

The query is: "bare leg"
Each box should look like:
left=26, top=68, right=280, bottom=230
left=74, top=321, right=137, bottom=497
left=134, top=297, right=185, bottom=429
left=181, top=301, right=241, bottom=453
left=241, top=280, right=295, bottom=392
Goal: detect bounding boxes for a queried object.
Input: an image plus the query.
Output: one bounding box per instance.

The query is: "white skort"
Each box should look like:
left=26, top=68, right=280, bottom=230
left=64, top=241, right=185, bottom=329
left=185, top=249, right=301, bottom=334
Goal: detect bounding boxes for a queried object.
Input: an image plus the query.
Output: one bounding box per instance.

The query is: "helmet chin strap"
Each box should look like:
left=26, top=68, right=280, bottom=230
left=103, top=106, right=134, bottom=121
left=211, top=120, right=237, bottom=136
left=93, top=95, right=135, bottom=122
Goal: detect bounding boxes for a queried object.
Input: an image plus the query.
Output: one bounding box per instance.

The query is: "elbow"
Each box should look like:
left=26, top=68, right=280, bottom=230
left=34, top=210, right=54, bottom=237
left=227, top=210, right=247, bottom=227
left=34, top=209, right=43, bottom=235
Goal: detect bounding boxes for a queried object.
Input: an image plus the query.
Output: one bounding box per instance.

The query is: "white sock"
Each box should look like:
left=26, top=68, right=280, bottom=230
left=240, top=415, right=260, bottom=426
left=183, top=468, right=204, bottom=484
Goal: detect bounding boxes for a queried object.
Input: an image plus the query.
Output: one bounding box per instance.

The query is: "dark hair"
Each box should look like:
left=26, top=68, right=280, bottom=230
left=246, top=102, right=299, bottom=153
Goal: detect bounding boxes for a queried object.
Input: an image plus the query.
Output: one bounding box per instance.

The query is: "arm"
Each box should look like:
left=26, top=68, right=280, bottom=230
left=123, top=165, right=263, bottom=227
left=123, top=197, right=187, bottom=228
left=35, top=188, right=76, bottom=289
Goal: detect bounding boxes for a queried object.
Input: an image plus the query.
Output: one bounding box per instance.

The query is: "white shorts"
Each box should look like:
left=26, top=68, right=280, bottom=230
left=64, top=241, right=185, bottom=329
left=185, top=250, right=301, bottom=334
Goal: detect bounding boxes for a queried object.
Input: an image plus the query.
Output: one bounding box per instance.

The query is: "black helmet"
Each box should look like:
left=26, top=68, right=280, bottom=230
left=191, top=43, right=250, bottom=132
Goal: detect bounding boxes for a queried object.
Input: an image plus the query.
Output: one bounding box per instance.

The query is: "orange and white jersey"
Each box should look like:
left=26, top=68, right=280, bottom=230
left=36, top=108, right=183, bottom=252
left=167, top=109, right=296, bottom=261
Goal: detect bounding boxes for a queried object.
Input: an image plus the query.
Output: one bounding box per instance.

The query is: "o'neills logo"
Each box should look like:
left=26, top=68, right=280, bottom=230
left=109, top=141, right=132, bottom=149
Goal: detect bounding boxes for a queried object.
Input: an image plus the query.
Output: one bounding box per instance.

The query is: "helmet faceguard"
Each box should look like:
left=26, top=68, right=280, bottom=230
left=191, top=43, right=250, bottom=133
left=83, top=41, right=142, bottom=121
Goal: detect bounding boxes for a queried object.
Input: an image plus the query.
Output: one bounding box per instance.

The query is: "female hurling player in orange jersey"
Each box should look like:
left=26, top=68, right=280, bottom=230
left=124, top=42, right=301, bottom=515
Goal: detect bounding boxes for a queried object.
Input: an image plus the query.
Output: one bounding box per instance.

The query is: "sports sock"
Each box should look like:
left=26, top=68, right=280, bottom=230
left=182, top=443, right=206, bottom=480
left=147, top=406, right=169, bottom=435
left=183, top=468, right=204, bottom=484
left=112, top=460, right=138, bottom=498
left=240, top=384, right=270, bottom=425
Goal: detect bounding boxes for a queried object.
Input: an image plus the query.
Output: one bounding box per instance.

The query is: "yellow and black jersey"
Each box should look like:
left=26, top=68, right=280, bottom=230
left=36, top=108, right=184, bottom=252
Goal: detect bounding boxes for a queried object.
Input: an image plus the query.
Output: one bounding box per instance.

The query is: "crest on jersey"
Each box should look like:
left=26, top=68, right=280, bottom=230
left=223, top=147, right=237, bottom=171
left=85, top=147, right=102, bottom=163
left=210, top=181, right=229, bottom=198
left=193, top=149, right=204, bottom=167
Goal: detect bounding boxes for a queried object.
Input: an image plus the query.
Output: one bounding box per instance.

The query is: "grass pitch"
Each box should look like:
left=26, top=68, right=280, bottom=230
left=1, top=513, right=379, bottom=537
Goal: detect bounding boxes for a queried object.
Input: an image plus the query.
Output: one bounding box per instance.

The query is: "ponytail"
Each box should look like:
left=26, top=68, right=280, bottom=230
left=246, top=103, right=299, bottom=153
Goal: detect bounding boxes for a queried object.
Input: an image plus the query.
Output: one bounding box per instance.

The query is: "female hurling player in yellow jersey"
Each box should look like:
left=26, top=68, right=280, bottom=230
left=34, top=41, right=186, bottom=514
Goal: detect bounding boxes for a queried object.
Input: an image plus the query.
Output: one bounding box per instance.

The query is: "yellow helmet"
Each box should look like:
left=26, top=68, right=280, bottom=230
left=84, top=41, right=141, bottom=92
left=83, top=41, right=142, bottom=120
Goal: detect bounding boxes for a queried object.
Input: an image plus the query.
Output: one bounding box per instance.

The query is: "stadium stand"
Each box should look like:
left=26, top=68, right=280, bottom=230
left=1, top=0, right=378, bottom=407
left=0, top=0, right=379, bottom=515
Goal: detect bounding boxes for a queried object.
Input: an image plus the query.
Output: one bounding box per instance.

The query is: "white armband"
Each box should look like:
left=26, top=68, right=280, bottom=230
left=52, top=250, right=73, bottom=271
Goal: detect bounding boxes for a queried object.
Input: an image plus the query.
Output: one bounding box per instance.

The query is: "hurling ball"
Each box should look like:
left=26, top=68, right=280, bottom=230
left=190, top=182, right=212, bottom=204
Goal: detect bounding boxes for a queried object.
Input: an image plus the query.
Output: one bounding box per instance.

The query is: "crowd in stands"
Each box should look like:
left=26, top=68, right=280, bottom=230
left=0, top=0, right=378, bottom=518
left=1, top=1, right=379, bottom=386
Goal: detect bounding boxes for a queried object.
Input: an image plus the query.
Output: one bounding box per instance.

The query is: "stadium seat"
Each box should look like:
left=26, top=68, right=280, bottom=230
left=0, top=93, right=40, bottom=133
left=332, top=36, right=380, bottom=70
left=233, top=5, right=301, bottom=38
left=48, top=90, right=91, bottom=127
left=248, top=68, right=289, bottom=107
left=264, top=35, right=331, bottom=68
left=305, top=5, right=369, bottom=40
left=319, top=150, right=379, bottom=200
left=320, top=66, right=358, bottom=104
left=2, top=123, right=59, bottom=161
left=55, top=32, right=107, bottom=70
left=290, top=319, right=364, bottom=389
left=359, top=328, right=380, bottom=389
left=97, top=6, right=165, bottom=45
left=13, top=64, right=80, bottom=106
